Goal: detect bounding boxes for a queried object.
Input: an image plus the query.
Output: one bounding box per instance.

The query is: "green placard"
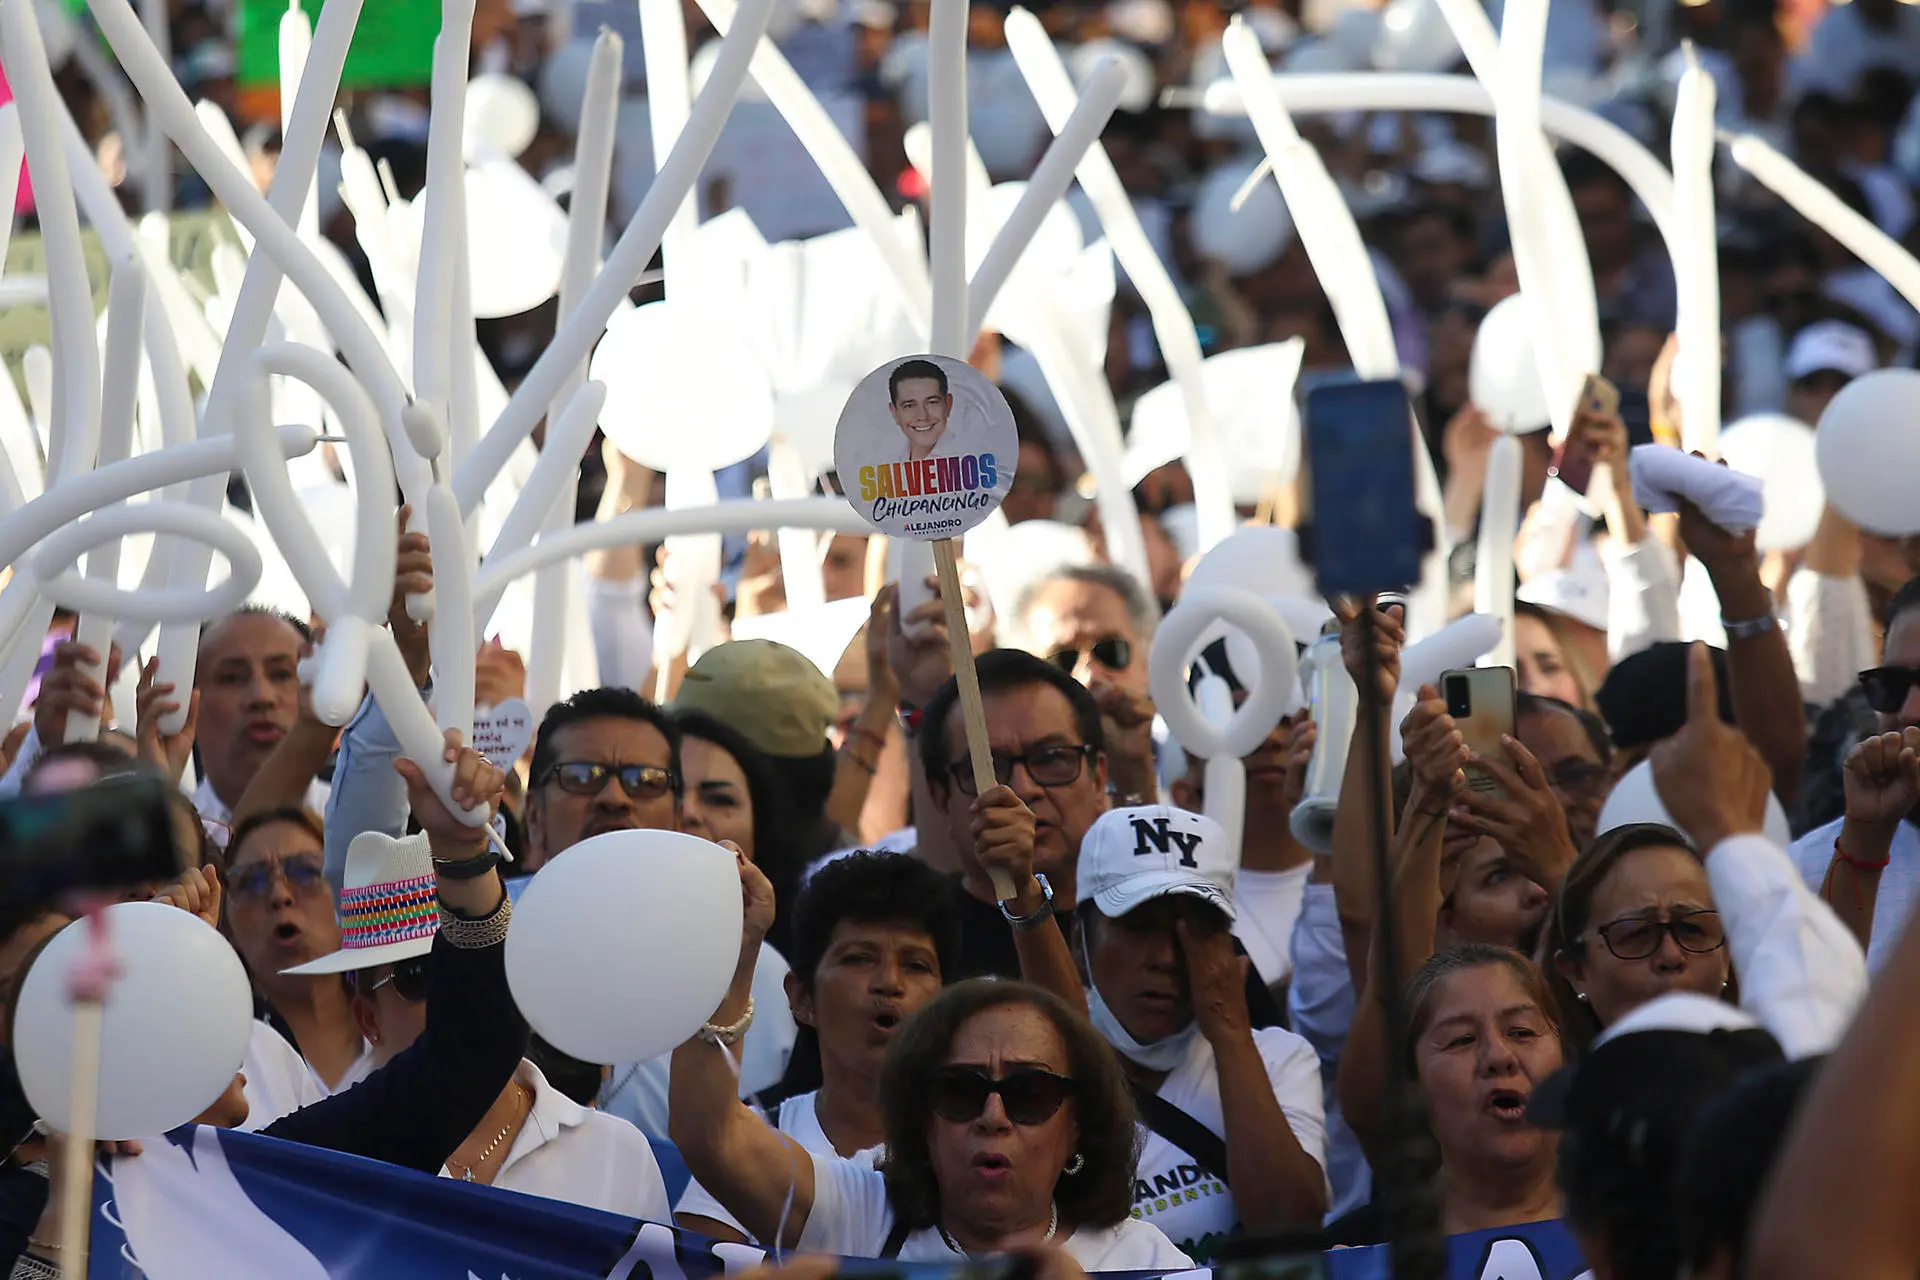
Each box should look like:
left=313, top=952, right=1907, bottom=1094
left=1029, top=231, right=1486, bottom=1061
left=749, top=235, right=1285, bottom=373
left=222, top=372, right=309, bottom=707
left=234, top=0, right=441, bottom=90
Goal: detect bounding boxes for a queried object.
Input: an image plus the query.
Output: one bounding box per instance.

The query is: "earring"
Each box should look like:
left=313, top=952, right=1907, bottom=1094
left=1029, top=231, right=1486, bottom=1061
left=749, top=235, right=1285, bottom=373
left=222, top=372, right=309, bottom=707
left=1064, top=1153, right=1084, bottom=1176
left=1575, top=992, right=1590, bottom=1003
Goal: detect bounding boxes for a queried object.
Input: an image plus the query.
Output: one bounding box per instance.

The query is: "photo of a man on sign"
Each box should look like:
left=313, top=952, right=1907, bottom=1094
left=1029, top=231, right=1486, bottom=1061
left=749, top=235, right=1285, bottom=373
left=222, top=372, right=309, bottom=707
left=834, top=353, right=1017, bottom=541
left=888, top=358, right=955, bottom=462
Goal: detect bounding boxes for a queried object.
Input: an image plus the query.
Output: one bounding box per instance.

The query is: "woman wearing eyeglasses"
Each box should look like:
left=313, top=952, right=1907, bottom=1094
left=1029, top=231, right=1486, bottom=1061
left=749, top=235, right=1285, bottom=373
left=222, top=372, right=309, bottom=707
left=673, top=806, right=1189, bottom=1267
left=224, top=807, right=369, bottom=1092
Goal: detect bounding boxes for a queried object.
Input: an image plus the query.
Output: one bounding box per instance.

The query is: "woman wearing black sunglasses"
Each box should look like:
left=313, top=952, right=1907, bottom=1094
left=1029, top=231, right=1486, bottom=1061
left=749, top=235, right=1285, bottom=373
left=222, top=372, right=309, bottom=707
left=672, top=856, right=1193, bottom=1268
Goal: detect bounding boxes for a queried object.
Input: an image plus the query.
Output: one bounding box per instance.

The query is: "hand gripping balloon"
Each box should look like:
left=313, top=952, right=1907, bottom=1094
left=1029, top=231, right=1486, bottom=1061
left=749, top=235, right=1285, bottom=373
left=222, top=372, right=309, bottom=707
left=1147, top=586, right=1299, bottom=862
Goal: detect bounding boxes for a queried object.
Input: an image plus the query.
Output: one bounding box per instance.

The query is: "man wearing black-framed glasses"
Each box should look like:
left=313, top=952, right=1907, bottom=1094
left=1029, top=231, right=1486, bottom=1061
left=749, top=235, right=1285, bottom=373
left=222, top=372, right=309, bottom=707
left=1790, top=575, right=1920, bottom=968
left=524, top=687, right=684, bottom=869
left=917, top=649, right=1112, bottom=982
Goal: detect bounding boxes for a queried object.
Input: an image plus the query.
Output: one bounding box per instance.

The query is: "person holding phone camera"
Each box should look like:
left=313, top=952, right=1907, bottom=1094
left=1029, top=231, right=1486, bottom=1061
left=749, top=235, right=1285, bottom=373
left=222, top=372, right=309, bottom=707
left=1071, top=805, right=1329, bottom=1261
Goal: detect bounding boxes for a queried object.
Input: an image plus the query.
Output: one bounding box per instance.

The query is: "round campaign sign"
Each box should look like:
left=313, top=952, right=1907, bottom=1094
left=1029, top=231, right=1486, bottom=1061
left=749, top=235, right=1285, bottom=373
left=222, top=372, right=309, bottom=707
left=833, top=354, right=1017, bottom=540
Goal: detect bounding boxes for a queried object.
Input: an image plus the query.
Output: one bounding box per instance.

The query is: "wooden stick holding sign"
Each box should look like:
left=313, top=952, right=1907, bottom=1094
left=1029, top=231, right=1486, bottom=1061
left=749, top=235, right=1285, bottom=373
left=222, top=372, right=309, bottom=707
left=833, top=355, right=1021, bottom=903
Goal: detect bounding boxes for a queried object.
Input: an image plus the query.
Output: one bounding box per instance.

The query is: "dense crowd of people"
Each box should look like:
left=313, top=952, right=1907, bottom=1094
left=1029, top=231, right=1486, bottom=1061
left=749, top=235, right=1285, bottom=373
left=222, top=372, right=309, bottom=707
left=5, top=0, right=1920, bottom=1274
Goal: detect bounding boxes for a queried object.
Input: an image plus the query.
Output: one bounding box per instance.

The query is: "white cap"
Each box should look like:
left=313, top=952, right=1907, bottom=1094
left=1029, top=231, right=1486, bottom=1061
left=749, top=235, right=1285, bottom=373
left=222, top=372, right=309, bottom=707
left=1592, top=991, right=1760, bottom=1050
left=1077, top=805, right=1236, bottom=921
left=1517, top=557, right=1610, bottom=633
left=1784, top=319, right=1876, bottom=383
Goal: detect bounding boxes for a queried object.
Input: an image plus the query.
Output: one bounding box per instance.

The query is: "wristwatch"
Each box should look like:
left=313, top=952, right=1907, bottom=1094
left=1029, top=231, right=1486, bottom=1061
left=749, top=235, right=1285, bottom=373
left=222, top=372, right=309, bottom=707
left=1721, top=589, right=1780, bottom=641
left=999, top=874, right=1055, bottom=931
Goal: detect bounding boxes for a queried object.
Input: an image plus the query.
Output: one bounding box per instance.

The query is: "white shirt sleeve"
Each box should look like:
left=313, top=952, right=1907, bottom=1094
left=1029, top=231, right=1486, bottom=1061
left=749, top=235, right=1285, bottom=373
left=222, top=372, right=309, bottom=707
left=586, top=576, right=655, bottom=694
left=1706, top=832, right=1869, bottom=1059
left=1252, top=1028, right=1331, bottom=1195
left=676, top=1175, right=750, bottom=1238
left=1599, top=535, right=1683, bottom=663
left=0, top=722, right=39, bottom=797
left=796, top=1151, right=895, bottom=1258
left=1785, top=568, right=1876, bottom=707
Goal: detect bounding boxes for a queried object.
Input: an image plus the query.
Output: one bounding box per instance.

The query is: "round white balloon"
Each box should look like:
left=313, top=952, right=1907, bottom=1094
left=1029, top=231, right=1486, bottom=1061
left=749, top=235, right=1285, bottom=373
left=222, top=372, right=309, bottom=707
left=459, top=160, right=568, bottom=319
left=1191, top=160, right=1293, bottom=277
left=590, top=301, right=776, bottom=471
left=505, top=830, right=744, bottom=1064
left=1719, top=413, right=1823, bottom=552
left=1469, top=294, right=1552, bottom=434
left=1815, top=368, right=1920, bottom=535
left=1597, top=758, right=1793, bottom=847
left=465, top=73, right=541, bottom=159
left=1071, top=39, right=1156, bottom=114
left=14, top=903, right=253, bottom=1140
left=1373, top=0, right=1462, bottom=72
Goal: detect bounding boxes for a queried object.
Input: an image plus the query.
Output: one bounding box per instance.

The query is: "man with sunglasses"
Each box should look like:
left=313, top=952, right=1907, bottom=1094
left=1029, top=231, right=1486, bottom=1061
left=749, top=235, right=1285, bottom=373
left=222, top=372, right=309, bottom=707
left=1791, top=576, right=1920, bottom=968
left=1010, top=564, right=1162, bottom=807
left=523, top=686, right=683, bottom=869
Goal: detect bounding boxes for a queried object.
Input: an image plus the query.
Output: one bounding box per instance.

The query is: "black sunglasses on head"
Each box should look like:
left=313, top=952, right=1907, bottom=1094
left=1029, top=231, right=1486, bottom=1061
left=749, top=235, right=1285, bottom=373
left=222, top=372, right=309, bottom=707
left=1859, top=666, right=1920, bottom=715
left=1048, top=636, right=1134, bottom=673
left=928, top=1067, right=1076, bottom=1125
left=367, top=955, right=431, bottom=1003
left=540, top=760, right=679, bottom=800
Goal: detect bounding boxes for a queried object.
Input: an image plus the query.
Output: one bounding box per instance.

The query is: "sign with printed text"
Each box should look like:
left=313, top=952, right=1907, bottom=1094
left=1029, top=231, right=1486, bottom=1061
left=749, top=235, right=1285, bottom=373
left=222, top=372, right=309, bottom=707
left=833, top=354, right=1016, bottom=540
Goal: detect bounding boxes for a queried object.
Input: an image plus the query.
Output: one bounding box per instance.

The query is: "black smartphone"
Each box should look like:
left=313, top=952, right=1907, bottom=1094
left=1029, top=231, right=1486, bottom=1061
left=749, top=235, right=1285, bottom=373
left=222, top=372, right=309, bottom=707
left=0, top=774, right=185, bottom=909
left=1300, top=376, right=1428, bottom=597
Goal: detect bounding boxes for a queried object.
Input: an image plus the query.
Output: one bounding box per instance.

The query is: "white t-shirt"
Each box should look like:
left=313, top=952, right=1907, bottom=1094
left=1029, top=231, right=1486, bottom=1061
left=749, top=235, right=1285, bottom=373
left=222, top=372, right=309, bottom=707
left=449, top=1060, right=671, bottom=1221
left=1789, top=817, right=1920, bottom=973
left=1232, top=864, right=1312, bottom=993
left=237, top=1021, right=327, bottom=1130
left=675, top=1091, right=881, bottom=1238
left=799, top=1152, right=1194, bottom=1269
left=1126, top=1027, right=1327, bottom=1263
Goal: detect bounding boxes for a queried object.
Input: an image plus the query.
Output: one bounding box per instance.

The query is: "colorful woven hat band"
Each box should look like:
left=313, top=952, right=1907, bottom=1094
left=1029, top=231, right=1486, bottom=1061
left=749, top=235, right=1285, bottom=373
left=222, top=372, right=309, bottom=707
left=338, top=873, right=440, bottom=949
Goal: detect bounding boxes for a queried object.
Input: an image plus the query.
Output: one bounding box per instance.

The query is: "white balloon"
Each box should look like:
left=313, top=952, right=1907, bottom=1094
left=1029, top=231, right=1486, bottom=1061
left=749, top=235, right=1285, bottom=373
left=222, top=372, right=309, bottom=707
left=590, top=300, right=775, bottom=471
left=465, top=73, right=541, bottom=159
left=1469, top=294, right=1551, bottom=433
left=1149, top=585, right=1299, bottom=760
left=1191, top=159, right=1293, bottom=277
left=969, top=180, right=1085, bottom=302
left=1124, top=341, right=1305, bottom=503
left=458, top=159, right=568, bottom=319
left=1070, top=39, right=1155, bottom=113
left=506, top=830, right=744, bottom=1063
left=1815, top=368, right=1920, bottom=536
left=1719, top=413, right=1823, bottom=552
left=14, top=904, right=253, bottom=1140
left=1373, top=0, right=1461, bottom=72
left=1598, top=758, right=1792, bottom=847
left=1185, top=526, right=1332, bottom=641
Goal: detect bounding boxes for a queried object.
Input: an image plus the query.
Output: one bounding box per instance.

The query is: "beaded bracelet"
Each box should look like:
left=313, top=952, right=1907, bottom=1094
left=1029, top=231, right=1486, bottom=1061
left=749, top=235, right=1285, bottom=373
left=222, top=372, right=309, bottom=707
left=438, top=893, right=512, bottom=950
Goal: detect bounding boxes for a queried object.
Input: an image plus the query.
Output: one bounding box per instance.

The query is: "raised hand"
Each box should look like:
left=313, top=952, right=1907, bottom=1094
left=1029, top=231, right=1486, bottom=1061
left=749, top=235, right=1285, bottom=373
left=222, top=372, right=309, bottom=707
left=1650, top=642, right=1773, bottom=852
left=154, top=864, right=222, bottom=929
left=395, top=729, right=506, bottom=852
left=1178, top=909, right=1252, bottom=1044
left=1841, top=727, right=1920, bottom=840
left=389, top=505, right=435, bottom=687
left=473, top=636, right=528, bottom=709
left=34, top=639, right=121, bottom=745
left=1332, top=597, right=1404, bottom=704
left=134, top=656, right=199, bottom=781
left=972, top=783, right=1040, bottom=901
left=1450, top=734, right=1579, bottom=894
left=889, top=574, right=956, bottom=709
left=1400, top=683, right=1468, bottom=798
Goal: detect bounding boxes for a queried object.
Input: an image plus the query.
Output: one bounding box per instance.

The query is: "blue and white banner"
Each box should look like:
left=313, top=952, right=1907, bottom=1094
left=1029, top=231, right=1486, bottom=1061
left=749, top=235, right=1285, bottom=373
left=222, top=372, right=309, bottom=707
left=88, top=1127, right=1588, bottom=1280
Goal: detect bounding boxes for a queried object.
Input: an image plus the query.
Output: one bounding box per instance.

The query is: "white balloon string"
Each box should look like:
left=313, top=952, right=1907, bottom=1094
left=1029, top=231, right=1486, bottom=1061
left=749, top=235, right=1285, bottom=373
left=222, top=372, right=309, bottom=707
left=0, top=105, right=22, bottom=271
left=475, top=382, right=610, bottom=630
left=1474, top=435, right=1522, bottom=670
left=927, top=0, right=969, bottom=360
left=1671, top=46, right=1721, bottom=457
